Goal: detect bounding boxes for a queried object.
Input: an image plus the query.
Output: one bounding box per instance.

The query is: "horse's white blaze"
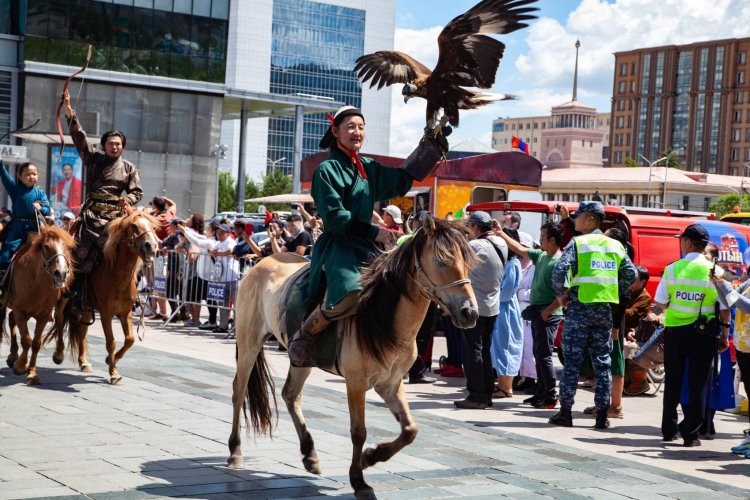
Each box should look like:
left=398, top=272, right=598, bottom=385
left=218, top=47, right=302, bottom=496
left=52, top=240, right=68, bottom=274
left=136, top=217, right=159, bottom=251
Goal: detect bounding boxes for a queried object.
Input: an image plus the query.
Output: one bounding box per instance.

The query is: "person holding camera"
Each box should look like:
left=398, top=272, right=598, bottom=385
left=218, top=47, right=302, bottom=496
left=655, top=223, right=730, bottom=447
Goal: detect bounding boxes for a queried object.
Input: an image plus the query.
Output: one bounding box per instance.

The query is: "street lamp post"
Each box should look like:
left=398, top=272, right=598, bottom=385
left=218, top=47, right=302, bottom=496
left=661, top=148, right=683, bottom=209
left=266, top=156, right=287, bottom=173
left=639, top=154, right=669, bottom=208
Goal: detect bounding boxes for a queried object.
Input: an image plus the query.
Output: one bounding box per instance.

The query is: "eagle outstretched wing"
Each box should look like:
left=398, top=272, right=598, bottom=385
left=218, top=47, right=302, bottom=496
left=354, top=51, right=432, bottom=90
left=433, top=0, right=538, bottom=89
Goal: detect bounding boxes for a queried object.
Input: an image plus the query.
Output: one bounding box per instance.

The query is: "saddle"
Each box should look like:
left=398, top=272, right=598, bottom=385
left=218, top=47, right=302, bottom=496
left=280, top=264, right=340, bottom=373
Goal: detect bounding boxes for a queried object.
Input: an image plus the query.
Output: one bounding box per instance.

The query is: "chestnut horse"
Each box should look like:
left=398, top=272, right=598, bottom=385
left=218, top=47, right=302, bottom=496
left=60, top=211, right=159, bottom=384
left=227, top=216, right=478, bottom=499
left=2, top=224, right=75, bottom=384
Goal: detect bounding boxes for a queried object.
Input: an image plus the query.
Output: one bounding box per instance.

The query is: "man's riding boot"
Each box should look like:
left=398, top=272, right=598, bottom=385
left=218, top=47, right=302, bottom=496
left=288, top=306, right=331, bottom=368
left=595, top=409, right=611, bottom=429
left=549, top=408, right=573, bottom=427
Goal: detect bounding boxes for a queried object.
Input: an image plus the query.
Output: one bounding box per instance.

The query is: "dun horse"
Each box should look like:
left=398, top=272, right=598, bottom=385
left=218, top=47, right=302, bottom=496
left=2, top=224, right=75, bottom=384
left=61, top=211, right=159, bottom=384
left=228, top=216, right=478, bottom=498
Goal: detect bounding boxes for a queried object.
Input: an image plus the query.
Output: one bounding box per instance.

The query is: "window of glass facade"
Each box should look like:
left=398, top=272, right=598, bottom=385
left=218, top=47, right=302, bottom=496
left=672, top=51, right=692, bottom=153
left=698, top=48, right=709, bottom=91
left=637, top=100, right=648, bottom=159
left=641, top=54, right=651, bottom=94
left=268, top=0, right=365, bottom=174
left=708, top=93, right=721, bottom=172
left=740, top=51, right=747, bottom=65
left=24, top=0, right=228, bottom=83
left=0, top=0, right=11, bottom=33
left=620, top=63, right=627, bottom=76
left=693, top=94, right=705, bottom=166
left=738, top=71, right=746, bottom=84
left=714, top=46, right=725, bottom=90
left=655, top=52, right=665, bottom=93
left=651, top=97, right=661, bottom=156
left=0, top=70, right=11, bottom=143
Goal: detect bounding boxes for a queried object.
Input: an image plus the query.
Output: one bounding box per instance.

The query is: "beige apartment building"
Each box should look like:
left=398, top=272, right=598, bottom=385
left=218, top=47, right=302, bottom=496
left=610, top=37, right=750, bottom=175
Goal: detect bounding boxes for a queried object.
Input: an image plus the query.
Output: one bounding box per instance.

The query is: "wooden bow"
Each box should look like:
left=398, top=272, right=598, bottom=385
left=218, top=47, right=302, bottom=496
left=55, top=44, right=93, bottom=164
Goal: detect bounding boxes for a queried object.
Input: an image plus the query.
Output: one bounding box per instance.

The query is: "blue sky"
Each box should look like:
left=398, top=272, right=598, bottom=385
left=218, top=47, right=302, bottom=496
left=385, top=0, right=750, bottom=156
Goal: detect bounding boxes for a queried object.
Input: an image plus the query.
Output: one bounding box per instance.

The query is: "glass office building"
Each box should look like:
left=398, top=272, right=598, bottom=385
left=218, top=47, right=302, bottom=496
left=267, top=0, right=365, bottom=175
left=25, top=0, right=228, bottom=83
left=12, top=0, right=230, bottom=216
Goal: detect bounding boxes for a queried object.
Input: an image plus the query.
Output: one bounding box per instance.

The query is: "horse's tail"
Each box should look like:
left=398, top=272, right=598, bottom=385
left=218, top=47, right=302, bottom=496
left=63, top=305, right=86, bottom=361
left=0, top=304, right=6, bottom=345
left=242, top=346, right=277, bottom=437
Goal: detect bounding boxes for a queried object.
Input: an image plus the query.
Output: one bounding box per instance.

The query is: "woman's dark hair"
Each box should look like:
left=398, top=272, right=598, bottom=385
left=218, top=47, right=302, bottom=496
left=502, top=227, right=521, bottom=259
left=100, top=130, right=127, bottom=148
left=635, top=264, right=650, bottom=282
left=704, top=242, right=718, bottom=261
left=152, top=195, right=166, bottom=212
left=187, top=213, right=204, bottom=234
left=605, top=227, right=634, bottom=260
left=15, top=162, right=36, bottom=183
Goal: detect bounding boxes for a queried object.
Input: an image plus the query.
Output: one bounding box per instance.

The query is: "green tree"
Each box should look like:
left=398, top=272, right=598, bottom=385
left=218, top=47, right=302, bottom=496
left=660, top=148, right=682, bottom=169
left=260, top=168, right=293, bottom=212
left=624, top=155, right=639, bottom=168
left=217, top=170, right=236, bottom=212
left=708, top=193, right=750, bottom=217
left=242, top=178, right=262, bottom=213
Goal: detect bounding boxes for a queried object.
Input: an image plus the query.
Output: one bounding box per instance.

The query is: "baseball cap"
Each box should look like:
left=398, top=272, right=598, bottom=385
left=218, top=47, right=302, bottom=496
left=468, top=211, right=492, bottom=226
left=233, top=219, right=246, bottom=228
left=572, top=201, right=605, bottom=217
left=62, top=211, right=75, bottom=220
left=519, top=232, right=534, bottom=248
left=382, top=205, right=403, bottom=224
left=217, top=223, right=232, bottom=233
left=675, top=223, right=709, bottom=243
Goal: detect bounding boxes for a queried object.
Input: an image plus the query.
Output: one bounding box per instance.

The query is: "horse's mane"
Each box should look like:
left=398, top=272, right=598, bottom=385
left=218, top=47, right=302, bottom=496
left=356, top=218, right=476, bottom=365
left=102, top=211, right=160, bottom=268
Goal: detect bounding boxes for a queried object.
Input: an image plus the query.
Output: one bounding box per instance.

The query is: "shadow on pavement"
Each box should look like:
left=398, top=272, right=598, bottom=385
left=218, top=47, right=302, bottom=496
left=136, top=456, right=346, bottom=498
left=0, top=366, right=83, bottom=393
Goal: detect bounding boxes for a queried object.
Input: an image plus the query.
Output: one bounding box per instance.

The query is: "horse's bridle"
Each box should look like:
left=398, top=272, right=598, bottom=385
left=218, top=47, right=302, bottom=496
left=413, top=254, right=471, bottom=306
left=122, top=226, right=155, bottom=249
left=40, top=244, right=70, bottom=277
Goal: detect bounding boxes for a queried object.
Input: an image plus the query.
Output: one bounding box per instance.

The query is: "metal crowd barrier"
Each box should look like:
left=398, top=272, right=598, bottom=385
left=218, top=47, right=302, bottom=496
left=143, top=248, right=248, bottom=337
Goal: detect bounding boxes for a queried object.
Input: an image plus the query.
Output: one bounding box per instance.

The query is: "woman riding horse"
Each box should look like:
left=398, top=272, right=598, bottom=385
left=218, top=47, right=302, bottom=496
left=289, top=105, right=448, bottom=367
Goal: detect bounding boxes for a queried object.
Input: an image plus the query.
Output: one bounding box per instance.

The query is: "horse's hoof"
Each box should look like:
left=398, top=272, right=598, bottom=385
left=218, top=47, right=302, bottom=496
left=354, top=486, right=375, bottom=500
left=12, top=362, right=27, bottom=376
left=6, top=354, right=17, bottom=369
left=303, top=456, right=321, bottom=475
left=26, top=375, right=40, bottom=385
left=110, top=376, right=123, bottom=385
left=80, top=363, right=93, bottom=373
left=227, top=455, right=244, bottom=469
left=52, top=352, right=64, bottom=365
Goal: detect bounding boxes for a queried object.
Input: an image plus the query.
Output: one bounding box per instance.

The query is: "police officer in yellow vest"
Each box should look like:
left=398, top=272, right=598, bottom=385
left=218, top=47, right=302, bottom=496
left=550, top=201, right=636, bottom=429
left=655, top=223, right=730, bottom=447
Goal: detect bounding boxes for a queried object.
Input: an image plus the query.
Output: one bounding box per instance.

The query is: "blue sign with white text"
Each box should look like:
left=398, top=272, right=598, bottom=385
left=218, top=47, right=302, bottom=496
left=207, top=282, right=226, bottom=302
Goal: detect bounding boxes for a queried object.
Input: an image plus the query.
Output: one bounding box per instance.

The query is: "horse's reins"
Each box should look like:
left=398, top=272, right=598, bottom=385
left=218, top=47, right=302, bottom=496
left=413, top=254, right=471, bottom=306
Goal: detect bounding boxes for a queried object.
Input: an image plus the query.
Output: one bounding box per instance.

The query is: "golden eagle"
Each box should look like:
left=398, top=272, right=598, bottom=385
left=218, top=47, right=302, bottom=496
left=354, top=0, right=537, bottom=129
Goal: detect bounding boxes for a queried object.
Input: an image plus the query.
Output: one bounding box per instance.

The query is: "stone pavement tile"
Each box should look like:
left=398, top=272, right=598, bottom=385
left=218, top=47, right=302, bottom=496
left=0, top=488, right=84, bottom=500
left=153, top=471, right=246, bottom=488
left=88, top=489, right=166, bottom=500
left=568, top=487, right=638, bottom=499
left=171, top=479, right=265, bottom=496
left=259, top=486, right=337, bottom=499
left=374, top=487, right=456, bottom=499
left=502, top=492, right=557, bottom=500
left=442, top=481, right=532, bottom=496
left=397, top=468, right=473, bottom=480
left=662, top=492, right=746, bottom=500
left=257, top=476, right=343, bottom=490
left=0, top=462, right=47, bottom=481
left=484, top=473, right=554, bottom=491
left=48, top=474, right=126, bottom=495
left=38, top=461, right=130, bottom=480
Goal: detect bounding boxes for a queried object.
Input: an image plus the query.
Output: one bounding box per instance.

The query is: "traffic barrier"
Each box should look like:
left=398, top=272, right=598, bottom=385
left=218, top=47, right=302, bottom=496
left=143, top=248, right=248, bottom=336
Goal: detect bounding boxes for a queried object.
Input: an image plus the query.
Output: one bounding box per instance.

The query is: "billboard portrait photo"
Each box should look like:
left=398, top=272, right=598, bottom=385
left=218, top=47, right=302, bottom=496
left=49, top=146, right=83, bottom=221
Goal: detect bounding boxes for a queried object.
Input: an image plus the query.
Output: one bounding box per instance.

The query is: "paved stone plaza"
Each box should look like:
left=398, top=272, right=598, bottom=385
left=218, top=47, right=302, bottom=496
left=0, top=321, right=748, bottom=499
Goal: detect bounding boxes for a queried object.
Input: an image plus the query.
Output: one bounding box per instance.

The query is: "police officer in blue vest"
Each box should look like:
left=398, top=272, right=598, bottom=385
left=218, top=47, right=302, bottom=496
left=550, top=201, right=636, bottom=429
left=655, top=223, right=730, bottom=447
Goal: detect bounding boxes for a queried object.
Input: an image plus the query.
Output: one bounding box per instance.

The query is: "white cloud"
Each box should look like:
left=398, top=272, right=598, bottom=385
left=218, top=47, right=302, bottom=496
left=388, top=0, right=750, bottom=157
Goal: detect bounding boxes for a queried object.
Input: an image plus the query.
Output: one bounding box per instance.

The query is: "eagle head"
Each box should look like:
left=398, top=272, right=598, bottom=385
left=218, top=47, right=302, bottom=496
left=402, top=83, right=417, bottom=103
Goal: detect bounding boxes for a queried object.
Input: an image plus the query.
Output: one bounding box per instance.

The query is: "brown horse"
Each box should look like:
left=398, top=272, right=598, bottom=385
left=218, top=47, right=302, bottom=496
left=62, top=211, right=159, bottom=384
left=227, top=216, right=478, bottom=498
left=2, top=224, right=75, bottom=384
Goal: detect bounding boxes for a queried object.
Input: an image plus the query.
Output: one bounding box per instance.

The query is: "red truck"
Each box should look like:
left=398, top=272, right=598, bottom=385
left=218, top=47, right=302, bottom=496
left=467, top=201, right=750, bottom=298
